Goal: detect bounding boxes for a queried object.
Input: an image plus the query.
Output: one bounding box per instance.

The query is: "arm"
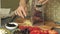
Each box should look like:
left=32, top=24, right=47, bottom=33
left=19, top=0, right=26, bottom=7
left=15, top=0, right=27, bottom=18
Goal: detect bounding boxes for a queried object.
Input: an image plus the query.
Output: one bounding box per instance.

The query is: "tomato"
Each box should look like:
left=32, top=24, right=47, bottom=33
left=30, top=30, right=41, bottom=34
left=43, top=30, right=49, bottom=34
left=28, top=26, right=33, bottom=31
left=19, top=26, right=24, bottom=30
left=19, top=26, right=28, bottom=30
left=48, top=30, right=58, bottom=34
left=28, top=26, right=41, bottom=31
left=40, top=30, right=44, bottom=34
left=55, top=32, right=58, bottom=34
left=29, top=26, right=42, bottom=34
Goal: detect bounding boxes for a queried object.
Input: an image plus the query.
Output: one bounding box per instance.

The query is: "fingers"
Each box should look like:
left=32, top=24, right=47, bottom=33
left=17, top=9, right=24, bottom=18
left=14, top=6, right=27, bottom=18
left=21, top=7, right=27, bottom=17
left=15, top=10, right=17, bottom=15
left=15, top=8, right=24, bottom=18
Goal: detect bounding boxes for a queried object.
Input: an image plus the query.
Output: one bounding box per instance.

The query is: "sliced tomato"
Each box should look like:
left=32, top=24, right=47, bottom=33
left=43, top=30, right=49, bottom=34
left=30, top=30, right=41, bottom=34
left=19, top=26, right=28, bottom=30
left=28, top=26, right=33, bottom=31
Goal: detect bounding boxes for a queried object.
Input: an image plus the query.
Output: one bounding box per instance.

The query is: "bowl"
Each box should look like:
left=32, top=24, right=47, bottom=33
left=5, top=22, right=18, bottom=30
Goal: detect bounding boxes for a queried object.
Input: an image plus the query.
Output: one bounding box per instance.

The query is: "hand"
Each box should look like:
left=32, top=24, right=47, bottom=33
left=38, top=0, right=48, bottom=5
left=15, top=6, right=27, bottom=18
left=38, top=0, right=45, bottom=3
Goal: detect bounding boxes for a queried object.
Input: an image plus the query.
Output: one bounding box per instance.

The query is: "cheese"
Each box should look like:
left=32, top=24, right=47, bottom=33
left=23, top=20, right=32, bottom=26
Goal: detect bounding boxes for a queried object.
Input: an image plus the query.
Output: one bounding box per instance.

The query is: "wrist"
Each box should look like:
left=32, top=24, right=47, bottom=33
left=19, top=4, right=26, bottom=7
left=19, top=0, right=26, bottom=7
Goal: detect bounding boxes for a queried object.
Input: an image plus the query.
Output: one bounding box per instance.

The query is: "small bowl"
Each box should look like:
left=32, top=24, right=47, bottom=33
left=5, top=22, right=18, bottom=30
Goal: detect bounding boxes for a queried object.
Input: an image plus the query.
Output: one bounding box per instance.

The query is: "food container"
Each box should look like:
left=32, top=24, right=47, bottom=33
left=5, top=22, right=18, bottom=30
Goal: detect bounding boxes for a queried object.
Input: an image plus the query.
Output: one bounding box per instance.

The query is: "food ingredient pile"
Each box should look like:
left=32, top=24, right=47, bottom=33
left=0, top=29, right=7, bottom=34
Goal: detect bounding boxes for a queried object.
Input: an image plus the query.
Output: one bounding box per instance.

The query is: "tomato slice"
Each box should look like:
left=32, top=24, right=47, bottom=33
left=30, top=30, right=41, bottom=34
left=19, top=26, right=28, bottom=30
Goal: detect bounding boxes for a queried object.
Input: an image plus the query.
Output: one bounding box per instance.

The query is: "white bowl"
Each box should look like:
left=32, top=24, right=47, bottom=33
left=5, top=22, right=18, bottom=30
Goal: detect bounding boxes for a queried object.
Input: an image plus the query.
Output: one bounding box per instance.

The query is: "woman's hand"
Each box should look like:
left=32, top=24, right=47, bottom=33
left=15, top=6, right=27, bottom=18
left=38, top=0, right=48, bottom=5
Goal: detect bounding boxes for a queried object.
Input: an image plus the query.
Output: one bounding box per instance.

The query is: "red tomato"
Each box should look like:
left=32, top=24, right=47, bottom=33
left=40, top=30, right=44, bottom=34
left=30, top=27, right=41, bottom=31
left=19, top=26, right=28, bottom=30
left=28, top=26, right=33, bottom=31
left=19, top=26, right=24, bottom=30
left=52, top=30, right=58, bottom=34
left=30, top=30, right=41, bottom=34
left=48, top=30, right=58, bottom=34
left=55, top=32, right=58, bottom=34
left=43, top=30, right=49, bottom=34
